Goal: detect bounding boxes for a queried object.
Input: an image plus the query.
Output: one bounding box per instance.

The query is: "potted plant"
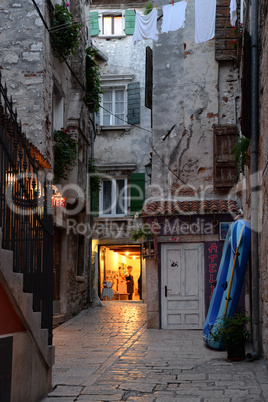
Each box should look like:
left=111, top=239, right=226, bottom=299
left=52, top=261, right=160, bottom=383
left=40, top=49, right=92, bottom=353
left=210, top=312, right=251, bottom=361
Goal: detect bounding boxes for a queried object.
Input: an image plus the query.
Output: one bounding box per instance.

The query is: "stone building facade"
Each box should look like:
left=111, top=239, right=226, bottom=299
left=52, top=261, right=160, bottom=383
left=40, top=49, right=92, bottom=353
left=89, top=0, right=152, bottom=302
left=258, top=0, right=268, bottom=365
left=1, top=0, right=93, bottom=366
left=142, top=0, right=246, bottom=329
left=239, top=0, right=268, bottom=365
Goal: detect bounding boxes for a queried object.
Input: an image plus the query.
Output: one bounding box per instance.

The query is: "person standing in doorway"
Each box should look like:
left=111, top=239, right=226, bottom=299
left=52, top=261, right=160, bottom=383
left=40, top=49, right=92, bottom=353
left=126, top=266, right=134, bottom=300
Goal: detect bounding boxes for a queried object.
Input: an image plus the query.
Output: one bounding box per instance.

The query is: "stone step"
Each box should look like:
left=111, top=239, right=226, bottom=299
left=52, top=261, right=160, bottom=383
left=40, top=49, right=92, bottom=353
left=0, top=228, right=54, bottom=367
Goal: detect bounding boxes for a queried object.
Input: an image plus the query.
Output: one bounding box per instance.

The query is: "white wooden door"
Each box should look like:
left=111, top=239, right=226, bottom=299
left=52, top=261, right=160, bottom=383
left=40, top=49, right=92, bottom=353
left=161, top=243, right=204, bottom=329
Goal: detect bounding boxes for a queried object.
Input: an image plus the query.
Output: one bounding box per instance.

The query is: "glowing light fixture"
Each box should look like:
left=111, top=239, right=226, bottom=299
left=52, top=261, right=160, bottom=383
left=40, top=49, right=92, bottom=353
left=126, top=251, right=129, bottom=256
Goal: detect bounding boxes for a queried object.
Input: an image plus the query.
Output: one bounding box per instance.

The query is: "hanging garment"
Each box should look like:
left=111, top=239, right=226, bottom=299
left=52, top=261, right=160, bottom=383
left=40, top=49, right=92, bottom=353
left=195, top=0, right=216, bottom=44
left=230, top=0, right=237, bottom=27
left=161, top=1, right=187, bottom=33
left=132, top=8, right=159, bottom=44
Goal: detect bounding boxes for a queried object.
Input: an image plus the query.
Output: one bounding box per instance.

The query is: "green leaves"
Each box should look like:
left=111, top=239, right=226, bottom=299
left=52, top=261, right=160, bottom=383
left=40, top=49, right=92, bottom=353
left=231, top=136, right=250, bottom=173
left=50, top=3, right=83, bottom=62
left=85, top=47, right=103, bottom=113
left=210, top=312, right=251, bottom=346
left=53, top=128, right=79, bottom=183
left=130, top=225, right=154, bottom=242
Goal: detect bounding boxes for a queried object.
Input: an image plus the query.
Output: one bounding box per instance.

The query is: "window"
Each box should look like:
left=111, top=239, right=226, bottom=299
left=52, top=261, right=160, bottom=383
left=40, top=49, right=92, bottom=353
left=102, top=89, right=125, bottom=126
left=99, top=80, right=140, bottom=127
left=90, top=10, right=136, bottom=37
left=103, top=15, right=123, bottom=35
left=213, top=125, right=238, bottom=190
left=99, top=178, right=127, bottom=216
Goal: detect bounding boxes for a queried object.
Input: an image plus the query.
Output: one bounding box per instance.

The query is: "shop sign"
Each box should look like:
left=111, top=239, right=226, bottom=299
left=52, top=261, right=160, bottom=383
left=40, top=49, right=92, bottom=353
left=204, top=241, right=223, bottom=315
left=52, top=196, right=66, bottom=207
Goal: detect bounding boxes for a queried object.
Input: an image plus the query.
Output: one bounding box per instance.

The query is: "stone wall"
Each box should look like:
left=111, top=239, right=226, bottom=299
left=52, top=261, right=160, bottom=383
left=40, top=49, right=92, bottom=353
left=1, top=0, right=92, bottom=321
left=258, top=0, right=268, bottom=364
left=1, top=0, right=50, bottom=159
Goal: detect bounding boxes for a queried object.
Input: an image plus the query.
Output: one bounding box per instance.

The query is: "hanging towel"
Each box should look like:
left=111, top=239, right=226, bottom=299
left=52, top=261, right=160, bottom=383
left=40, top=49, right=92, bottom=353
left=161, top=1, right=187, bottom=33
left=230, top=0, right=237, bottom=27
left=195, top=0, right=216, bottom=44
left=132, top=8, right=159, bottom=44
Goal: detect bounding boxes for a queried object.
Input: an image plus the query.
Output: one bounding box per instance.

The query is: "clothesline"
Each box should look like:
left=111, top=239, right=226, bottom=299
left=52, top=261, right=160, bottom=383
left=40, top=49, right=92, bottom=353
left=133, top=0, right=238, bottom=45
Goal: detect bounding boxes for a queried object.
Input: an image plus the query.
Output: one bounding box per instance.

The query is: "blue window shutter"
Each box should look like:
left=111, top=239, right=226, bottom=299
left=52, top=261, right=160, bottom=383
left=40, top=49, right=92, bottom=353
left=128, top=82, right=140, bottom=125
left=130, top=173, right=145, bottom=215
left=125, top=10, right=136, bottom=35
left=90, top=12, right=99, bottom=36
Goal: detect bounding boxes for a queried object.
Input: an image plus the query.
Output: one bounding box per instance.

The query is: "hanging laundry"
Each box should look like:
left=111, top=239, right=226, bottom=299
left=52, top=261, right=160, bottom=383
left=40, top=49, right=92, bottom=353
left=229, top=0, right=237, bottom=27
left=132, top=8, right=159, bottom=44
left=195, top=0, right=216, bottom=44
left=161, top=1, right=187, bottom=33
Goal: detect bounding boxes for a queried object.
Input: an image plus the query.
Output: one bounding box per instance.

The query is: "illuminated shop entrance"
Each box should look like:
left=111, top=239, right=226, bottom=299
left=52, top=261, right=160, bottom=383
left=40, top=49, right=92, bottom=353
left=99, top=244, right=142, bottom=301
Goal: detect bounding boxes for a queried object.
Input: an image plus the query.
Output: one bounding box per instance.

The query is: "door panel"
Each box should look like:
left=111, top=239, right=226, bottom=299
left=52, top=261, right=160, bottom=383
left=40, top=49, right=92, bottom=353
left=161, top=243, right=204, bottom=329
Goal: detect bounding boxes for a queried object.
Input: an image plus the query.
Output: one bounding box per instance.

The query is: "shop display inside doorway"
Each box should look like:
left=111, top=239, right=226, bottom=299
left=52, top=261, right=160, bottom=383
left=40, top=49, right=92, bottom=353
left=100, top=247, right=141, bottom=301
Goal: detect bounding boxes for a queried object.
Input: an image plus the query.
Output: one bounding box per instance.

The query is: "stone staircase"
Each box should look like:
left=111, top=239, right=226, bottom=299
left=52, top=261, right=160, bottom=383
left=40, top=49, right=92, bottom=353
left=0, top=227, right=54, bottom=374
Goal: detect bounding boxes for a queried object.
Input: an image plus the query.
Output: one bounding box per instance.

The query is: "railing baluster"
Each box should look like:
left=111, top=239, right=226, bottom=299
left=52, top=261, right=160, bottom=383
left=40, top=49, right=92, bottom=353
left=0, top=75, right=53, bottom=345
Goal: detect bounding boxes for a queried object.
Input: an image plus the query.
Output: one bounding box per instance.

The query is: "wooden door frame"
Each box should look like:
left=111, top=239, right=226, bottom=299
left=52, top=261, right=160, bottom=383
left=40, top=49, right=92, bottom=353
left=160, top=242, right=205, bottom=329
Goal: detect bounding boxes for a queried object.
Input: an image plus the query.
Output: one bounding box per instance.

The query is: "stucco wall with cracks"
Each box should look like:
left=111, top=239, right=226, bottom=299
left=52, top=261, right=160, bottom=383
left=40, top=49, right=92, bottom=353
left=151, top=0, right=240, bottom=199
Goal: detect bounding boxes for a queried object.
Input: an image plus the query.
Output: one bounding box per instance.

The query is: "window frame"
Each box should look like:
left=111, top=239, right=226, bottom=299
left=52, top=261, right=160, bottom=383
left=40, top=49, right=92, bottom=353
left=99, top=176, right=128, bottom=217
left=100, top=86, right=127, bottom=126
left=99, top=10, right=126, bottom=38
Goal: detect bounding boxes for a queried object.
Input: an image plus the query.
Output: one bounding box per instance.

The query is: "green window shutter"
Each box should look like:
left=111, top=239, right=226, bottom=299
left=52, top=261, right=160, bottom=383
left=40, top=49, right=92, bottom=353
left=127, top=82, right=140, bottom=125
left=90, top=12, right=99, bottom=36
left=93, top=192, right=98, bottom=217
left=130, top=173, right=145, bottom=215
left=125, top=10, right=136, bottom=35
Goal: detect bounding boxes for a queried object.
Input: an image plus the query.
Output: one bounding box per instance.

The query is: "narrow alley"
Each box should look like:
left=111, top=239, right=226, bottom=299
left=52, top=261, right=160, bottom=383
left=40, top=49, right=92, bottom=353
left=42, top=302, right=268, bottom=401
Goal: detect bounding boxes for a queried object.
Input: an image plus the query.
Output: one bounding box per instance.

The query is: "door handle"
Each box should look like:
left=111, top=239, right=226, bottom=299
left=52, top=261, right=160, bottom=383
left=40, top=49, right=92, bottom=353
left=165, top=286, right=172, bottom=297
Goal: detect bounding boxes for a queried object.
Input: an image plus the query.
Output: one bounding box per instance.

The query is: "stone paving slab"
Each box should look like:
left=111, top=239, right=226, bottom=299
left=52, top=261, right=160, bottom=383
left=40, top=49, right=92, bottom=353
left=42, top=301, right=268, bottom=401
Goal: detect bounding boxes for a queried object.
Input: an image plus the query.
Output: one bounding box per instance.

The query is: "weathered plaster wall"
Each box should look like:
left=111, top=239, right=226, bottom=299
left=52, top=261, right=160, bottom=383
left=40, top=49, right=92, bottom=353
left=91, top=10, right=152, bottom=174
left=151, top=0, right=239, bottom=199
left=258, top=0, right=268, bottom=365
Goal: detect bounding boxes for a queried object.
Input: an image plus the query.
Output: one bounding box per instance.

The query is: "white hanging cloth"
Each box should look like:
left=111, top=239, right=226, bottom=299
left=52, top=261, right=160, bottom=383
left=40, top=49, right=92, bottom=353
left=195, top=0, right=216, bottom=44
left=132, top=8, right=159, bottom=44
left=161, top=1, right=187, bottom=33
left=229, top=0, right=237, bottom=26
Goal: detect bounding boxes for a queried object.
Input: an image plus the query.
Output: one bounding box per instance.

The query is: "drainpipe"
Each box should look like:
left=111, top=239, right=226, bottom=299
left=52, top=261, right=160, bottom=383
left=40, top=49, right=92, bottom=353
left=247, top=0, right=260, bottom=361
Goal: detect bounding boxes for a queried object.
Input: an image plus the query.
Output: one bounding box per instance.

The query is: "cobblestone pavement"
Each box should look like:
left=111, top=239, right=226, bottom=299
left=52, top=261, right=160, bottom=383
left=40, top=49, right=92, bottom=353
left=42, top=301, right=268, bottom=401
